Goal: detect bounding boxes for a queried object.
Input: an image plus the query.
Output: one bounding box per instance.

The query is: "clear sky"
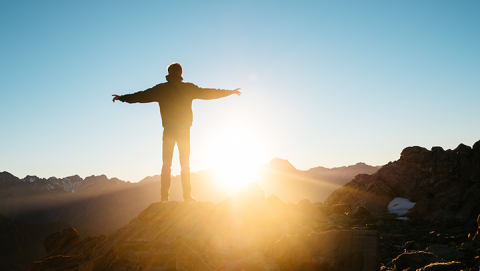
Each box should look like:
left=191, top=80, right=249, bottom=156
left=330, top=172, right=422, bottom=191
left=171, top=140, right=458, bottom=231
left=1, top=1, right=479, bottom=182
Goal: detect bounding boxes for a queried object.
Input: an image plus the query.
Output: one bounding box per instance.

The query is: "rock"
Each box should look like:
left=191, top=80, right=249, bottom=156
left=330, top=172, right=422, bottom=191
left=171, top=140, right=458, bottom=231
left=325, top=140, right=480, bottom=225
left=417, top=261, right=462, bottom=271
left=329, top=213, right=349, bottom=224
left=267, top=194, right=288, bottom=210
left=472, top=214, right=480, bottom=242
left=332, top=203, right=350, bottom=214
left=403, top=240, right=415, bottom=250
left=425, top=244, right=467, bottom=261
left=357, top=206, right=371, bottom=216
left=44, top=227, right=81, bottom=257
left=0, top=215, right=71, bottom=271
left=319, top=205, right=334, bottom=215
left=221, top=251, right=280, bottom=271
left=400, top=146, right=431, bottom=164
left=349, top=206, right=374, bottom=222
left=298, top=199, right=329, bottom=221
left=30, top=184, right=359, bottom=271
left=176, top=241, right=212, bottom=271
left=393, top=251, right=443, bottom=271
left=27, top=255, right=85, bottom=271
left=274, top=230, right=380, bottom=271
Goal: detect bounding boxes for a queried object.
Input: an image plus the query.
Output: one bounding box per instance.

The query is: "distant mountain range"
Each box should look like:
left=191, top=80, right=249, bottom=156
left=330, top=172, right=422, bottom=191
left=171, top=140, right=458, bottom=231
left=0, top=173, right=159, bottom=236
left=258, top=158, right=381, bottom=204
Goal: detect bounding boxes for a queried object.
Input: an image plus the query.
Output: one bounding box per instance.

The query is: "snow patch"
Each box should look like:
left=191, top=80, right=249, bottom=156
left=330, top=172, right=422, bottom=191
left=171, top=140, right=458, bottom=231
left=388, top=197, right=416, bottom=220
left=29, top=177, right=35, bottom=183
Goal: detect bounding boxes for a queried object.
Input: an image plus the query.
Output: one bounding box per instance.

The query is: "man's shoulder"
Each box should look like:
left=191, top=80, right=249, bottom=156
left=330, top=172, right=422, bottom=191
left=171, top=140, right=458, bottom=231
left=154, top=82, right=169, bottom=88
left=181, top=82, right=199, bottom=88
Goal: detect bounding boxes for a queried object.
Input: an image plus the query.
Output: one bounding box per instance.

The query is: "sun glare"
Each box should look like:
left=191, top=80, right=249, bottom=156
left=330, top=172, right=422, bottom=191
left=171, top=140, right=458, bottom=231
left=206, top=123, right=266, bottom=193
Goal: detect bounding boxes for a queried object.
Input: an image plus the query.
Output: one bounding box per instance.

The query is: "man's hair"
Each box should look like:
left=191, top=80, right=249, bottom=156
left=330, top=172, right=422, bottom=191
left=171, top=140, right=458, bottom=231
left=167, top=63, right=182, bottom=76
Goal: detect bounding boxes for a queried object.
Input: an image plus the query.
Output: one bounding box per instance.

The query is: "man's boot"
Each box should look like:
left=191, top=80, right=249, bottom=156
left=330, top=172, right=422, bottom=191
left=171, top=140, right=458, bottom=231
left=181, top=171, right=196, bottom=203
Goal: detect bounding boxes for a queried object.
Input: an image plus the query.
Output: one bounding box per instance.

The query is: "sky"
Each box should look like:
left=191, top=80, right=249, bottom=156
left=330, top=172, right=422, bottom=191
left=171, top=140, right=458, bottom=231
left=1, top=1, right=479, bottom=183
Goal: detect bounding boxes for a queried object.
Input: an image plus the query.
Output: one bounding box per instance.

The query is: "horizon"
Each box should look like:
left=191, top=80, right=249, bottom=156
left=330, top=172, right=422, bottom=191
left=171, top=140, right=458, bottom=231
left=1, top=1, right=479, bottom=184
left=2, top=156, right=383, bottom=181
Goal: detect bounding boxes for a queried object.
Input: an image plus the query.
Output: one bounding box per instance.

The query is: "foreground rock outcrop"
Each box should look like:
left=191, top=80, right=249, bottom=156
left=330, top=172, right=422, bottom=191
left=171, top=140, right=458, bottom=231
left=0, top=215, right=70, bottom=271
left=326, top=140, right=480, bottom=225
left=28, top=183, right=380, bottom=271
left=26, top=140, right=480, bottom=270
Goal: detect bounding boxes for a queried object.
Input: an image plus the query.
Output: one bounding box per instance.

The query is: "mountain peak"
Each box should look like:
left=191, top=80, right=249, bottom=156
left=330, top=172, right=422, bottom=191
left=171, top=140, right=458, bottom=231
left=263, top=158, right=297, bottom=172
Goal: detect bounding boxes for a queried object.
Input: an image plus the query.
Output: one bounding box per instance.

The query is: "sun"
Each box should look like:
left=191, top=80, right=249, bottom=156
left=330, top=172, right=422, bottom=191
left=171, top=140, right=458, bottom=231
left=206, top=123, right=266, bottom=193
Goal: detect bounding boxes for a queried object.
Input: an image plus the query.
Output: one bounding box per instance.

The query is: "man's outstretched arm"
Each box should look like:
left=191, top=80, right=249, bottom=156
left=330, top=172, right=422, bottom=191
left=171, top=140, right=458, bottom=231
left=112, top=87, right=159, bottom=103
left=195, top=87, right=241, bottom=100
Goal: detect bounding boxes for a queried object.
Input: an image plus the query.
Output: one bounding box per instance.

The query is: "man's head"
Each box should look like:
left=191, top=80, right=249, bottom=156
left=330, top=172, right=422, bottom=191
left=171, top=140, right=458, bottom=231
left=167, top=63, right=182, bottom=76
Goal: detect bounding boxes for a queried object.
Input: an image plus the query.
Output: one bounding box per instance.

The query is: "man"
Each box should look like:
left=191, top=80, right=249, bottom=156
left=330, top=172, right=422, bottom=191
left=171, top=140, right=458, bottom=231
left=112, top=63, right=241, bottom=203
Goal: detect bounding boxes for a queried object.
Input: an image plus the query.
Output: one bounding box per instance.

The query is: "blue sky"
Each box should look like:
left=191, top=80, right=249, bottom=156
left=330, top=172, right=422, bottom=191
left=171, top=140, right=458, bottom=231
left=1, top=1, right=479, bottom=182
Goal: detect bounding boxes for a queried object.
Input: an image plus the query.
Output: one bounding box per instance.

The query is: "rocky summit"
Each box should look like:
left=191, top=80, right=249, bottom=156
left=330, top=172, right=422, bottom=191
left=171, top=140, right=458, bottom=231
left=24, top=140, right=480, bottom=270
left=28, top=182, right=380, bottom=271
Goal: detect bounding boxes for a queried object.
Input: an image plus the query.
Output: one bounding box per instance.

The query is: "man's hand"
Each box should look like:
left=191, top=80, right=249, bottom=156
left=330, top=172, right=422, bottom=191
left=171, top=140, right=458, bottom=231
left=112, top=94, right=120, bottom=102
left=231, top=88, right=241, bottom=96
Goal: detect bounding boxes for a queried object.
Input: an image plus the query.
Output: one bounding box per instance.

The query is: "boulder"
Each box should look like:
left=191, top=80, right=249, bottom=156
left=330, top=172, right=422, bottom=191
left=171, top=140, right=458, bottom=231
left=44, top=227, right=81, bottom=257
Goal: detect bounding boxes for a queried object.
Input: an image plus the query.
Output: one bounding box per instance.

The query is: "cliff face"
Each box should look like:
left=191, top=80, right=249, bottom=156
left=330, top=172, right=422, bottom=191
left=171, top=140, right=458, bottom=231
left=325, top=140, right=480, bottom=224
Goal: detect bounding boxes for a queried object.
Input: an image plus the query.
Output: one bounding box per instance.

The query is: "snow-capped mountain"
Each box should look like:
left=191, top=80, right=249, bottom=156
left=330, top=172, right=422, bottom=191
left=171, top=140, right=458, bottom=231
left=0, top=172, right=151, bottom=235
left=1, top=172, right=124, bottom=196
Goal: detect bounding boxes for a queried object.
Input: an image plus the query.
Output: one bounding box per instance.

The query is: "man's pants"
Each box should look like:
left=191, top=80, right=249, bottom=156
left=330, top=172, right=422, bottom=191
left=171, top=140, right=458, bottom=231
left=161, top=126, right=191, bottom=199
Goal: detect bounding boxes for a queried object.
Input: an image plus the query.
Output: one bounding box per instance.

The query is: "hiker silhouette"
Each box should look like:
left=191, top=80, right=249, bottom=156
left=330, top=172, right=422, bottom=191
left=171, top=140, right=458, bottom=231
left=113, top=63, right=241, bottom=203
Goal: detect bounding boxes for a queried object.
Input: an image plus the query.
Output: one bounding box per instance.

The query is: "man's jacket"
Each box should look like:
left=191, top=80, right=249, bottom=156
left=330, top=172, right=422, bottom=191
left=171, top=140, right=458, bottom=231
left=119, top=80, right=231, bottom=127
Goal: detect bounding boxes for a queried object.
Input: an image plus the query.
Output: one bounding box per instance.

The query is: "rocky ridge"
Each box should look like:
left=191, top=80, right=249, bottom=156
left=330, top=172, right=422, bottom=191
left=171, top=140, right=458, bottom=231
left=28, top=183, right=381, bottom=271
left=27, top=182, right=480, bottom=271
left=325, top=140, right=480, bottom=225
left=27, top=140, right=480, bottom=271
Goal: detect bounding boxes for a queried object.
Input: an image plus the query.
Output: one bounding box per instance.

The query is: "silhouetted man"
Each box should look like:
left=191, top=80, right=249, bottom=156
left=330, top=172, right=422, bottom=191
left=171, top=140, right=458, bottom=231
left=113, top=63, right=241, bottom=203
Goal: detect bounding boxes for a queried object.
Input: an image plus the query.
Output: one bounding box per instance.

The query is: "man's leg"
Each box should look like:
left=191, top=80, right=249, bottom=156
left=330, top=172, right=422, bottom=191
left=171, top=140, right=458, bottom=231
left=161, top=128, right=175, bottom=201
left=177, top=127, right=194, bottom=202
